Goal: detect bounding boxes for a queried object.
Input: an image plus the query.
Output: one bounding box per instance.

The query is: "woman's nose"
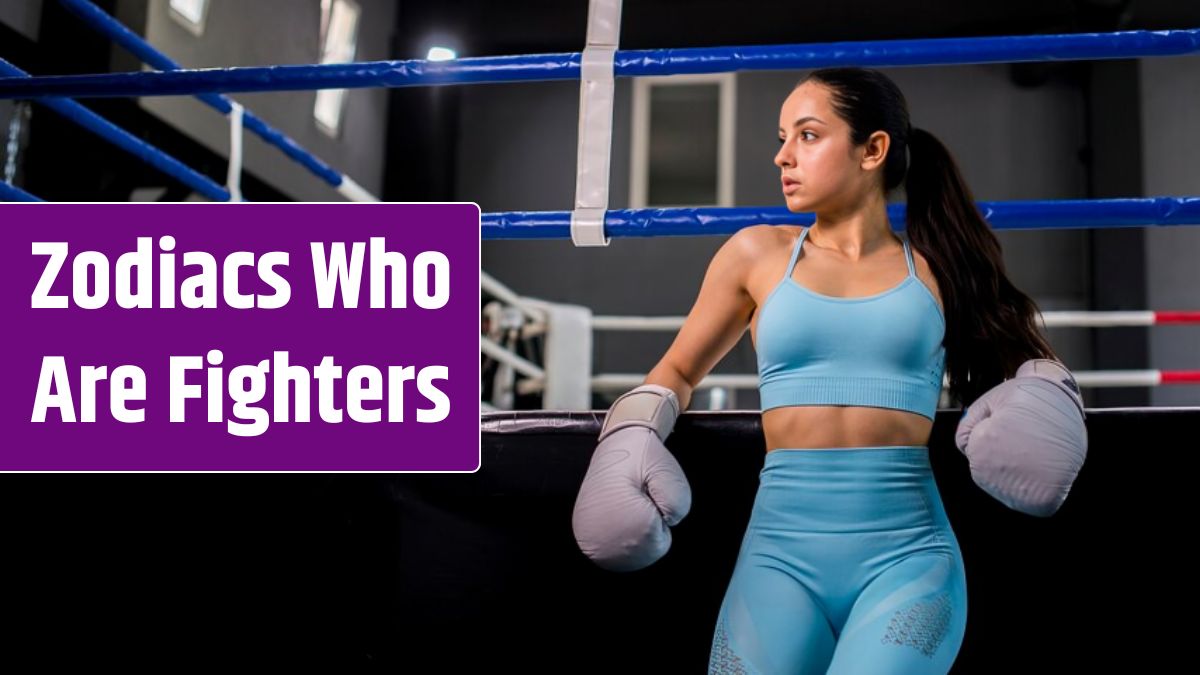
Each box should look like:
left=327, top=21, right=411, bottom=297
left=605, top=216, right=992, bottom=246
left=774, top=145, right=792, bottom=169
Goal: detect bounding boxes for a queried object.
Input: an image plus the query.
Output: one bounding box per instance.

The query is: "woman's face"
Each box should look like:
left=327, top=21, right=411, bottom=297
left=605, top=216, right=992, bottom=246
left=775, top=81, right=883, bottom=214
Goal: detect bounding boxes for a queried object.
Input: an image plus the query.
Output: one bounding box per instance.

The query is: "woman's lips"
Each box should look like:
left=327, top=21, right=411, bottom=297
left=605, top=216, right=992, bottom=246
left=782, top=178, right=800, bottom=194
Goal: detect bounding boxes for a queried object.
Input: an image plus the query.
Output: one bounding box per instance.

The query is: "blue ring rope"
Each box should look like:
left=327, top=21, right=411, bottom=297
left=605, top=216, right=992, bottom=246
left=0, top=58, right=230, bottom=201
left=481, top=197, right=1200, bottom=239
left=0, top=28, right=1196, bottom=99
left=57, top=0, right=350, bottom=190
left=0, top=181, right=42, bottom=201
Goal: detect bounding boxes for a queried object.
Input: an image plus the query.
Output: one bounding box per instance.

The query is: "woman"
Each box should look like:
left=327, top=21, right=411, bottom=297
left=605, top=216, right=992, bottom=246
left=572, top=67, right=1087, bottom=674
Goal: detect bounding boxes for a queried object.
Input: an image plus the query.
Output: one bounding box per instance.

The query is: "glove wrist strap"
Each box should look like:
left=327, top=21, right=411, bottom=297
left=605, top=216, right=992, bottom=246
left=599, top=384, right=680, bottom=443
left=1016, top=359, right=1086, bottom=419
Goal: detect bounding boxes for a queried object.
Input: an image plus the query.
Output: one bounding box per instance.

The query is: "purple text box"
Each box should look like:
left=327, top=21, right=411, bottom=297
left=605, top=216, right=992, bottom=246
left=0, top=203, right=480, bottom=471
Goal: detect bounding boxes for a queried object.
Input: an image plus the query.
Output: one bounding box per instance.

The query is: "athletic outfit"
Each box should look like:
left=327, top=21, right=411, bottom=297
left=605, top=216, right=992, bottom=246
left=709, top=227, right=966, bottom=674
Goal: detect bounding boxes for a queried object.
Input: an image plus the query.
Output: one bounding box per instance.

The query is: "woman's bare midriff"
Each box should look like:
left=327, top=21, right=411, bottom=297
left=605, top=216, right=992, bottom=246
left=761, top=406, right=933, bottom=452
left=748, top=226, right=942, bottom=452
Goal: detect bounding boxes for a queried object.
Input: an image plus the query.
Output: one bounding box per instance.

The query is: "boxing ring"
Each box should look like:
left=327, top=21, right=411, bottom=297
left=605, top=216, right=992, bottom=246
left=1, top=1, right=1199, bottom=671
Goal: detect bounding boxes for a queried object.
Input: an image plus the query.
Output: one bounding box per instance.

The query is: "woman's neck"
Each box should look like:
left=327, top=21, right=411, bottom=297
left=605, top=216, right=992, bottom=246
left=809, top=192, right=898, bottom=262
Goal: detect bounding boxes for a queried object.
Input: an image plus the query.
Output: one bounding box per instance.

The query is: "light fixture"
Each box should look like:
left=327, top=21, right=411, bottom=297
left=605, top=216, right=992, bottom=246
left=426, top=47, right=458, bottom=62
left=168, top=0, right=209, bottom=36
left=314, top=0, right=362, bottom=137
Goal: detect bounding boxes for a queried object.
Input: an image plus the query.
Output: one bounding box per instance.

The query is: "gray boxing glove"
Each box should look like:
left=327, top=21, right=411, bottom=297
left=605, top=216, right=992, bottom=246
left=572, top=384, right=693, bottom=572
left=955, top=359, right=1088, bottom=517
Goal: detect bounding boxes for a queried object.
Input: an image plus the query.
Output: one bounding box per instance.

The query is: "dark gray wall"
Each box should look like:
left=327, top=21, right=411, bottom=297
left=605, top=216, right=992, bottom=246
left=0, top=0, right=38, bottom=190
left=0, top=0, right=41, bottom=41
left=127, top=0, right=392, bottom=201
left=478, top=64, right=1107, bottom=409
left=1086, top=60, right=1150, bottom=407
left=1142, top=55, right=1200, bottom=406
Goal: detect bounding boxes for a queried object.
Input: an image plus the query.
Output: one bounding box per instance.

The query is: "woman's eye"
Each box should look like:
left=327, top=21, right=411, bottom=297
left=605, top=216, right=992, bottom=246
left=801, top=131, right=817, bottom=141
left=777, top=137, right=786, bottom=145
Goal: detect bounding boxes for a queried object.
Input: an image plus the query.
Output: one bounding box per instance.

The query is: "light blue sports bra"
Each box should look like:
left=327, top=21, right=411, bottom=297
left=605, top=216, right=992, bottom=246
left=755, top=227, right=947, bottom=420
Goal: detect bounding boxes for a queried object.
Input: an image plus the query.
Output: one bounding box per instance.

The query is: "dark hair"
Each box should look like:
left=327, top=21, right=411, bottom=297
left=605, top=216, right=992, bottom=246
left=797, top=67, right=1057, bottom=407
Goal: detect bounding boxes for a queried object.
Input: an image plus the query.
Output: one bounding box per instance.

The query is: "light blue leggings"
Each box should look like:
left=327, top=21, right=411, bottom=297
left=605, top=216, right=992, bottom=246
left=709, top=446, right=968, bottom=674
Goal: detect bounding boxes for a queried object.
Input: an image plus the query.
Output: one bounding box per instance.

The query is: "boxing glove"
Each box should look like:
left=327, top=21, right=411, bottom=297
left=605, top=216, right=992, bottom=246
left=572, top=384, right=693, bottom=571
left=955, top=359, right=1088, bottom=517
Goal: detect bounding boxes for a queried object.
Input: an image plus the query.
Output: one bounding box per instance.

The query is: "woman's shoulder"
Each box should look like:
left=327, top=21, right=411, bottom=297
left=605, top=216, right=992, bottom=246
left=729, top=224, right=800, bottom=258
left=715, top=226, right=800, bottom=295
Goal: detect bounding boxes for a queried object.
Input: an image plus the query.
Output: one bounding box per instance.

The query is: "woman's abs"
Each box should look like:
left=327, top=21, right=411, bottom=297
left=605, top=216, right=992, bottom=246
left=762, top=405, right=934, bottom=452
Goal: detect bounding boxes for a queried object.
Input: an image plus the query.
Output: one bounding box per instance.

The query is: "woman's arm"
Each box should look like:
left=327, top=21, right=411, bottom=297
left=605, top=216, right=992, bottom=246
left=645, top=227, right=762, bottom=411
left=572, top=228, right=761, bottom=571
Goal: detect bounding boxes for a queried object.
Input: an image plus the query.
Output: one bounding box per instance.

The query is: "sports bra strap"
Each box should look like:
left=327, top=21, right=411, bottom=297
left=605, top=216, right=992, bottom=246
left=782, top=227, right=808, bottom=283
left=901, top=235, right=916, bottom=278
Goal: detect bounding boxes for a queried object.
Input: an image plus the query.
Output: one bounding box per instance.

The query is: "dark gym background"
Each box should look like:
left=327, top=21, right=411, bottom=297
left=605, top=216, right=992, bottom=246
left=2, top=1, right=1198, bottom=672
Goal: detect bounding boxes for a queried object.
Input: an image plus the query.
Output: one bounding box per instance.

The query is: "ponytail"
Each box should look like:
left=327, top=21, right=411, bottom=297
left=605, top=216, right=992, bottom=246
left=904, top=126, right=1057, bottom=406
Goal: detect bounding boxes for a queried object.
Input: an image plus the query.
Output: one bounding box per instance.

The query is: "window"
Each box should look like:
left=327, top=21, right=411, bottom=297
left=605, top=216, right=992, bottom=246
left=631, top=73, right=735, bottom=208
left=314, top=0, right=362, bottom=137
left=168, top=0, right=209, bottom=36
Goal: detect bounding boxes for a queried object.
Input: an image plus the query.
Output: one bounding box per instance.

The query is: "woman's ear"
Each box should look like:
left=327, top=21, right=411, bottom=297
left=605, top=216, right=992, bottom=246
left=861, top=130, right=890, bottom=171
